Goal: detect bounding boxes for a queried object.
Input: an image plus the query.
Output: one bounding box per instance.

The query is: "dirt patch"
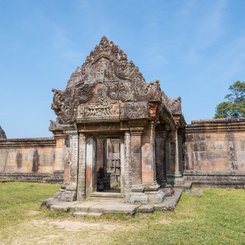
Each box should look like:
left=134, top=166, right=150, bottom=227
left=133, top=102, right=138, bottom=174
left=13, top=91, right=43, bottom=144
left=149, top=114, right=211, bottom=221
left=30, top=219, right=135, bottom=232
left=49, top=220, right=124, bottom=232
left=26, top=210, right=41, bottom=216
left=34, top=234, right=63, bottom=245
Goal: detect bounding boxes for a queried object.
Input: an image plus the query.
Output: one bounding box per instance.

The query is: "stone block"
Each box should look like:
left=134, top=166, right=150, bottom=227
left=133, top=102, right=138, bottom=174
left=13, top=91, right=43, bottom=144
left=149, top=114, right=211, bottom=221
left=129, top=193, right=148, bottom=204
left=137, top=204, right=155, bottom=213
left=70, top=201, right=99, bottom=213
left=145, top=189, right=165, bottom=204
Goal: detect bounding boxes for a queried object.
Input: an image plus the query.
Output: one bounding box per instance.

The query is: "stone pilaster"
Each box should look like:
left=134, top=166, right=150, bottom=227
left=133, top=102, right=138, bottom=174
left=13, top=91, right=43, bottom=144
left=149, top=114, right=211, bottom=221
left=165, top=131, right=172, bottom=176
left=174, top=128, right=181, bottom=177
left=68, top=131, right=79, bottom=189
left=155, top=124, right=167, bottom=187
left=53, top=131, right=66, bottom=172
left=77, top=133, right=86, bottom=200
left=130, top=127, right=144, bottom=192
left=124, top=131, right=131, bottom=198
left=52, top=128, right=78, bottom=202
left=142, top=122, right=165, bottom=203
left=166, top=128, right=184, bottom=187
left=129, top=127, right=148, bottom=203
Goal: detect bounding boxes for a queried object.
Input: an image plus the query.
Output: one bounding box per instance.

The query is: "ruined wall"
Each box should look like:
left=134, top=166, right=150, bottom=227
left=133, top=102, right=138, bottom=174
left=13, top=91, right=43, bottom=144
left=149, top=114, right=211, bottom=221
left=184, top=119, right=245, bottom=186
left=0, top=138, right=64, bottom=182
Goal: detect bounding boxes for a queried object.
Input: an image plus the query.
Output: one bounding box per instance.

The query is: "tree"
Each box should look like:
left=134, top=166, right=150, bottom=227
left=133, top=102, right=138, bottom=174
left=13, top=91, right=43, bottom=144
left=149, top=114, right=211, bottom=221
left=215, top=81, right=245, bottom=119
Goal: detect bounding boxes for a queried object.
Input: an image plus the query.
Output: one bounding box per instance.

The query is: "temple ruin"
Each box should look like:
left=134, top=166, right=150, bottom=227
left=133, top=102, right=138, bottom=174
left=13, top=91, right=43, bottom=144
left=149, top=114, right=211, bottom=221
left=0, top=37, right=244, bottom=205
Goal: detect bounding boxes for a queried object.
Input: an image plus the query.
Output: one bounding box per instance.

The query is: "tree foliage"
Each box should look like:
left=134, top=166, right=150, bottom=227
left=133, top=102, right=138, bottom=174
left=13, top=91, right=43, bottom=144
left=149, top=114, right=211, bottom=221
left=215, top=81, right=245, bottom=119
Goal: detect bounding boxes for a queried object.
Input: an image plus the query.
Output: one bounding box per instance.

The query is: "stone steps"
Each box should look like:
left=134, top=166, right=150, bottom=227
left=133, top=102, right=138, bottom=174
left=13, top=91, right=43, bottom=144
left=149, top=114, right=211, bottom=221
left=69, top=201, right=138, bottom=215
left=89, top=191, right=122, bottom=198
left=73, top=211, right=103, bottom=217
left=43, top=188, right=183, bottom=215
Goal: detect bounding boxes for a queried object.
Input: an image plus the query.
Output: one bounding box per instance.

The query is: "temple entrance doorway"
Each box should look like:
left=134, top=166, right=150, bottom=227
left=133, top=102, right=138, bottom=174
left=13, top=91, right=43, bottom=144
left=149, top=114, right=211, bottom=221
left=95, top=137, right=123, bottom=193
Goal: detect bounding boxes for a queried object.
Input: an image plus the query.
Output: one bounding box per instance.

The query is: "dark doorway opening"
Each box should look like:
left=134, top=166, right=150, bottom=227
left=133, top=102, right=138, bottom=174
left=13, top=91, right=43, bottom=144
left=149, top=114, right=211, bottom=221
left=96, top=138, right=121, bottom=193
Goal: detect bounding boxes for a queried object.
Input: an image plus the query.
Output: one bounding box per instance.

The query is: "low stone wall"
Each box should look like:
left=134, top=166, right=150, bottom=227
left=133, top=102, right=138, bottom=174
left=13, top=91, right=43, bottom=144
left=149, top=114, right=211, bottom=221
left=0, top=171, right=64, bottom=183
left=184, top=119, right=245, bottom=187
left=0, top=137, right=64, bottom=183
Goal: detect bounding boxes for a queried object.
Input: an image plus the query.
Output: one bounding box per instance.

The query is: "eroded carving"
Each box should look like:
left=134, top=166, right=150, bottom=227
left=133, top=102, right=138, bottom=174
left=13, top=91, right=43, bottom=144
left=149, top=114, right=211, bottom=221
left=124, top=102, right=148, bottom=119
left=49, top=120, right=63, bottom=132
left=162, top=92, right=182, bottom=115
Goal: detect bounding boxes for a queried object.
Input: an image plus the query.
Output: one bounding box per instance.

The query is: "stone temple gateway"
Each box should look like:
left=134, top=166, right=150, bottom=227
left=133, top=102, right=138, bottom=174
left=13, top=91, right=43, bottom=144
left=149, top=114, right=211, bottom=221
left=50, top=36, right=185, bottom=203
left=1, top=37, right=244, bottom=207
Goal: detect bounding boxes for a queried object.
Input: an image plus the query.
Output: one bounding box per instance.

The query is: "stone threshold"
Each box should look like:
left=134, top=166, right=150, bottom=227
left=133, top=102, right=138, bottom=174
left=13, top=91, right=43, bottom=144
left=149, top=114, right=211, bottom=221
left=42, top=189, right=183, bottom=216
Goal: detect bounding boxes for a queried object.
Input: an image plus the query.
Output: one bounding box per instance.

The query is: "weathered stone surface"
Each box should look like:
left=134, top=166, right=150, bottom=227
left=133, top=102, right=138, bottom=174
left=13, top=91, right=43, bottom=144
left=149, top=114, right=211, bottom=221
left=137, top=204, right=155, bottom=213
left=53, top=189, right=76, bottom=202
left=69, top=200, right=139, bottom=215
left=164, top=184, right=175, bottom=196
left=154, top=188, right=182, bottom=211
left=70, top=201, right=101, bottom=213
left=73, top=211, right=103, bottom=217
left=184, top=119, right=245, bottom=186
left=0, top=172, right=63, bottom=183
left=185, top=119, right=245, bottom=173
left=96, top=202, right=139, bottom=215
left=0, top=138, right=55, bottom=172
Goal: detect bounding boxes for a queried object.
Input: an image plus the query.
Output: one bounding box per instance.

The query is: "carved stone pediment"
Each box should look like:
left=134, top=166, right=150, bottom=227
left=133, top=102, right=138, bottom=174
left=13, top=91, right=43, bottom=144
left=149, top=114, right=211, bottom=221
left=52, top=36, right=162, bottom=124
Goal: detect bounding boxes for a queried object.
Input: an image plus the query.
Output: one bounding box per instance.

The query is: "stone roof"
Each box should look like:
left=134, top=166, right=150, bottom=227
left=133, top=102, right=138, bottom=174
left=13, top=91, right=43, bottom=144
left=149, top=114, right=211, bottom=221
left=51, top=36, right=183, bottom=125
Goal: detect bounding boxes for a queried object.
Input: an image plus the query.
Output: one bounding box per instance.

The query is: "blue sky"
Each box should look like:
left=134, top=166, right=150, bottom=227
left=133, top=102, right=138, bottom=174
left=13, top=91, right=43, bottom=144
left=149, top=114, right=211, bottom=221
left=0, top=0, right=245, bottom=138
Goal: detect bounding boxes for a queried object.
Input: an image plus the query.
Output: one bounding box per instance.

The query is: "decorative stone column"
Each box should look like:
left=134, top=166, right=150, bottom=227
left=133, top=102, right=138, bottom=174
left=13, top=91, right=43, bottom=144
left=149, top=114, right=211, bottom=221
left=77, top=133, right=86, bottom=200
left=130, top=127, right=144, bottom=192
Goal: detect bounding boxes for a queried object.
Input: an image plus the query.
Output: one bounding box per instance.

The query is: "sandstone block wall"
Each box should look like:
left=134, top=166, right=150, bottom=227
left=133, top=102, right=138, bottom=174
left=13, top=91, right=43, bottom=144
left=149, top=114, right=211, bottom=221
left=0, top=138, right=64, bottom=182
left=184, top=119, right=245, bottom=186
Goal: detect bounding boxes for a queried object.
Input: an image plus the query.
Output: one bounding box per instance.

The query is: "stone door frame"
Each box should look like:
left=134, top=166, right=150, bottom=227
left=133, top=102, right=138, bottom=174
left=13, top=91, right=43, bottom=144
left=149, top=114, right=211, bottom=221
left=77, top=132, right=125, bottom=200
left=95, top=135, right=124, bottom=194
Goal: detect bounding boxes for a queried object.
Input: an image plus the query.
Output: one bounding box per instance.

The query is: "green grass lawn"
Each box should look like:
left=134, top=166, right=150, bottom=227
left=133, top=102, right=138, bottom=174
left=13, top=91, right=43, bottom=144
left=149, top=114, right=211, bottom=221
left=0, top=182, right=244, bottom=245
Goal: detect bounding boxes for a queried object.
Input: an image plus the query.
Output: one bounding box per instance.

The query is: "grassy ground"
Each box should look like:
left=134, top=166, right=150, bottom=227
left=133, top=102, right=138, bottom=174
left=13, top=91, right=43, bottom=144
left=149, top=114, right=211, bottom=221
left=0, top=182, right=244, bottom=245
